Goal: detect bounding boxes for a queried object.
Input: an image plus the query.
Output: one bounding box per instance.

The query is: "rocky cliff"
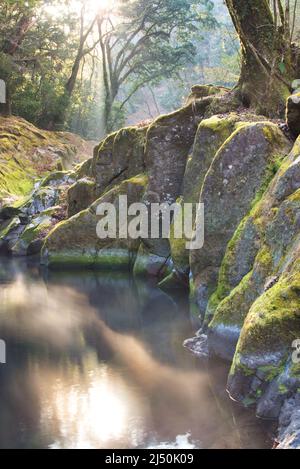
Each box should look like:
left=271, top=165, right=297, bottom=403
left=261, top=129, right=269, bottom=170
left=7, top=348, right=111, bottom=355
left=0, top=86, right=299, bottom=448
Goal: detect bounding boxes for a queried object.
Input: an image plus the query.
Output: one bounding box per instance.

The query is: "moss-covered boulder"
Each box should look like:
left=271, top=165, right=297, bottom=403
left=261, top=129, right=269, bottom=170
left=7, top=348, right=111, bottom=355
left=67, top=178, right=97, bottom=217
left=170, top=113, right=266, bottom=276
left=11, top=214, right=53, bottom=256
left=205, top=136, right=300, bottom=360
left=41, top=175, right=148, bottom=269
left=227, top=265, right=300, bottom=415
left=0, top=169, right=76, bottom=256
left=137, top=99, right=215, bottom=275
left=190, top=121, right=292, bottom=319
left=92, top=126, right=147, bottom=195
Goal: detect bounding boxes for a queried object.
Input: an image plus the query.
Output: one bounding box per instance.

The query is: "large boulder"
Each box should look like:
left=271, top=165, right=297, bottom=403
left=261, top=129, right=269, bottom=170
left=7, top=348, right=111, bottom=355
left=134, top=99, right=215, bottom=277
left=67, top=178, right=97, bottom=217
left=92, top=126, right=147, bottom=195
left=190, top=121, right=292, bottom=320
left=206, top=136, right=300, bottom=360
left=170, top=113, right=267, bottom=276
left=183, top=136, right=300, bottom=429
left=41, top=175, right=148, bottom=269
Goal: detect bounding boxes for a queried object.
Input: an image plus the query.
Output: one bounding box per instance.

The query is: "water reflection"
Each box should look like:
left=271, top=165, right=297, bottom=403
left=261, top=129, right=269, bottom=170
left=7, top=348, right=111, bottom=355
left=0, top=260, right=272, bottom=449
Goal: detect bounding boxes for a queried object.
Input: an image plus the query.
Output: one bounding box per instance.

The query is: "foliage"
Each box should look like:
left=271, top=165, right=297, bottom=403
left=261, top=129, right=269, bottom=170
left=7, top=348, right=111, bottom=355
left=0, top=0, right=241, bottom=138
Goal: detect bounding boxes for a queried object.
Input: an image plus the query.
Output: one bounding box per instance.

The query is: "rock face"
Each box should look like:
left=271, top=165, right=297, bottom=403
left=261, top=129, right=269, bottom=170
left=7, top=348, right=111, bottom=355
left=1, top=86, right=300, bottom=448
left=191, top=121, right=292, bottom=321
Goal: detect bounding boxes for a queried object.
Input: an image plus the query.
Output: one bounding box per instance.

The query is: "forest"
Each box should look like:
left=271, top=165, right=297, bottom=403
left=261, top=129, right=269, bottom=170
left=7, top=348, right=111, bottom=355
left=0, top=0, right=300, bottom=452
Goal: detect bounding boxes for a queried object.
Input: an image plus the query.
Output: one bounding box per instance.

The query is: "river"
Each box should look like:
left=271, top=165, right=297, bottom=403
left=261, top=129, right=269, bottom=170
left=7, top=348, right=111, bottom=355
left=0, top=258, right=273, bottom=449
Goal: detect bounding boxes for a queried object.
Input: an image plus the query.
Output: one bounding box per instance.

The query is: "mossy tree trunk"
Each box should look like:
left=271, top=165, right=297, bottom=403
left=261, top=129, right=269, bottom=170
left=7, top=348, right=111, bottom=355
left=225, top=0, right=298, bottom=117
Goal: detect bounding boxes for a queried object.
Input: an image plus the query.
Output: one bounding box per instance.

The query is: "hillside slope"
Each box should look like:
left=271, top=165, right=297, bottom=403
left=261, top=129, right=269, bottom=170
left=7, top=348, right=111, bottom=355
left=0, top=116, right=95, bottom=205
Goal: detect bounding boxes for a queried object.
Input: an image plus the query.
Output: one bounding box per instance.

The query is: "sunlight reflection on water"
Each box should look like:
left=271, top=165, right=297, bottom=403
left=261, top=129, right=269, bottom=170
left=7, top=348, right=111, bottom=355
left=0, top=261, right=272, bottom=449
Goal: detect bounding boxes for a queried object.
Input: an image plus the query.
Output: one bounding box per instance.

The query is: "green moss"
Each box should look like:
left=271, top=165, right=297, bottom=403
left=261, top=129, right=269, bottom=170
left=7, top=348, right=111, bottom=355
left=258, top=364, right=285, bottom=382
left=255, top=245, right=273, bottom=271
left=207, top=215, right=250, bottom=316
left=125, top=174, right=148, bottom=187
left=237, top=272, right=300, bottom=356
left=251, top=154, right=284, bottom=209
left=278, top=384, right=289, bottom=394
left=21, top=218, right=52, bottom=244
left=45, top=248, right=132, bottom=271
left=288, top=189, right=300, bottom=203
left=229, top=352, right=255, bottom=377
left=290, top=362, right=300, bottom=378
left=0, top=116, right=89, bottom=199
left=210, top=270, right=254, bottom=328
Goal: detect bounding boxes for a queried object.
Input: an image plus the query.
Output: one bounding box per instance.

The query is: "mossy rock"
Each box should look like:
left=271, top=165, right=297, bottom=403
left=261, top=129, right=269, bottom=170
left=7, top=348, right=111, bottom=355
left=204, top=136, right=300, bottom=361
left=170, top=113, right=262, bottom=275
left=185, top=84, right=229, bottom=105
left=67, top=178, right=97, bottom=217
left=227, top=268, right=300, bottom=408
left=190, top=121, right=292, bottom=319
left=41, top=175, right=148, bottom=269
left=92, top=126, right=147, bottom=195
left=11, top=215, right=53, bottom=256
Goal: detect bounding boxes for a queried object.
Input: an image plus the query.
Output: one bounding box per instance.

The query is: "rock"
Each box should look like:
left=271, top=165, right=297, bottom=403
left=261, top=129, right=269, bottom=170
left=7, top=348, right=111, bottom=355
left=67, top=178, right=97, bottom=217
left=133, top=244, right=173, bottom=279
left=277, top=396, right=300, bottom=449
left=287, top=92, right=300, bottom=137
left=41, top=175, right=148, bottom=269
left=138, top=99, right=214, bottom=275
left=92, top=126, right=147, bottom=195
left=23, top=187, right=58, bottom=216
left=0, top=216, right=24, bottom=253
left=190, top=121, right=292, bottom=320
left=201, top=136, right=300, bottom=363
left=40, top=171, right=76, bottom=188
left=170, top=113, right=264, bottom=277
left=158, top=270, right=189, bottom=291
left=226, top=265, right=300, bottom=410
left=0, top=115, right=93, bottom=203
left=185, top=84, right=229, bottom=105
left=183, top=333, right=209, bottom=359
left=11, top=215, right=53, bottom=256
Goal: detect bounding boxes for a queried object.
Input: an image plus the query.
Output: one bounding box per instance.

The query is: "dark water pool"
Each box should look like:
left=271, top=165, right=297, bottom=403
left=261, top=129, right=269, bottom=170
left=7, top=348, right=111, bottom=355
left=0, top=259, right=273, bottom=449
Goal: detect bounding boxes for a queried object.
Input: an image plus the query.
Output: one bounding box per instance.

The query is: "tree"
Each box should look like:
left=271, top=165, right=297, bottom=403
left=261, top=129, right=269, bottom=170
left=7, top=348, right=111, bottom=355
left=97, top=0, right=216, bottom=133
left=43, top=2, right=100, bottom=130
left=0, top=0, right=39, bottom=115
left=225, top=0, right=300, bottom=117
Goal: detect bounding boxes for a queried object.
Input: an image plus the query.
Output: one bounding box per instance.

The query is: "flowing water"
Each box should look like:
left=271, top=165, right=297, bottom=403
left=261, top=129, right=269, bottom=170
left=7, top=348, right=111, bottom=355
left=0, top=259, right=273, bottom=449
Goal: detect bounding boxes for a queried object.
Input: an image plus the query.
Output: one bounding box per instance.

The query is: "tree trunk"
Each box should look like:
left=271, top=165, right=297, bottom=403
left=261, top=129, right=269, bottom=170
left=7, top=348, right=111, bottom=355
left=225, top=0, right=295, bottom=117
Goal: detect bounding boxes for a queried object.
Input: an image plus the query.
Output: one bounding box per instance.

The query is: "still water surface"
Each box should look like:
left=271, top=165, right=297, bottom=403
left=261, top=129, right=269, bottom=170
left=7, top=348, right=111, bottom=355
left=0, top=259, right=273, bottom=449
